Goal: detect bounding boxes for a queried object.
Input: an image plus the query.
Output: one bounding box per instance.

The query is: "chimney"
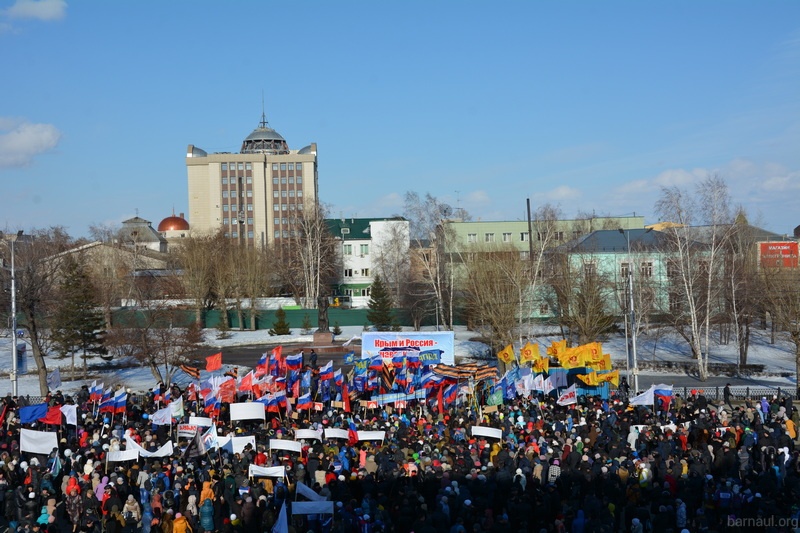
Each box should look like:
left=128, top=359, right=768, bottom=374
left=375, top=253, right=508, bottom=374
left=180, top=213, right=185, bottom=219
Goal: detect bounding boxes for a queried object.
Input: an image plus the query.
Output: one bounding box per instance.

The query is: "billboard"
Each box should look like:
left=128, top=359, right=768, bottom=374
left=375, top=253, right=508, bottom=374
left=759, top=241, right=799, bottom=268
left=361, top=331, right=455, bottom=365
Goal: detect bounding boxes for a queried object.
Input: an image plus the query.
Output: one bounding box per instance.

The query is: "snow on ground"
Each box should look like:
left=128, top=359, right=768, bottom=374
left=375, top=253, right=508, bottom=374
left=0, top=323, right=795, bottom=397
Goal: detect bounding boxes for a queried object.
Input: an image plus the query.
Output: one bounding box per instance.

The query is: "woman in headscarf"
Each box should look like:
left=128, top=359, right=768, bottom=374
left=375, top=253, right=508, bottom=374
left=65, top=485, right=84, bottom=531
left=121, top=494, right=141, bottom=533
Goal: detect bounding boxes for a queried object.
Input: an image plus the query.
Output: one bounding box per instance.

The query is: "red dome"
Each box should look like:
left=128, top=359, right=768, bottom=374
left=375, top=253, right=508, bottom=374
left=157, top=215, right=190, bottom=232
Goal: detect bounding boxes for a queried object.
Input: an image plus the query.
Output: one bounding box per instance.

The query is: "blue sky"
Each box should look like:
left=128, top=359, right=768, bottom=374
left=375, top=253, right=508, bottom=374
left=2, top=0, right=799, bottom=237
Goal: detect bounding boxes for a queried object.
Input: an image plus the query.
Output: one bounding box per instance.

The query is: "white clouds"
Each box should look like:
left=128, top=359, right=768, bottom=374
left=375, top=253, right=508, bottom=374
left=541, top=185, right=581, bottom=202
left=4, top=0, right=66, bottom=21
left=0, top=118, right=62, bottom=168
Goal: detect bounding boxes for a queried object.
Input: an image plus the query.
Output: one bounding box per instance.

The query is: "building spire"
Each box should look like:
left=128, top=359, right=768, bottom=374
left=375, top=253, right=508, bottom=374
left=260, top=90, right=268, bottom=128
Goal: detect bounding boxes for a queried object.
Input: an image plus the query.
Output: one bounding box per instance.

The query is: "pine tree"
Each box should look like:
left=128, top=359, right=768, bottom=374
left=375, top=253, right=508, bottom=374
left=301, top=314, right=313, bottom=335
left=269, top=307, right=291, bottom=336
left=52, top=256, right=106, bottom=379
left=366, top=275, right=396, bottom=331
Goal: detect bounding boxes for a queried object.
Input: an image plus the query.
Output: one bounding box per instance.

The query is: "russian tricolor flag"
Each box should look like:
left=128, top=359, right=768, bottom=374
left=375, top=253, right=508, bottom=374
left=285, top=353, right=303, bottom=371
left=319, top=361, right=334, bottom=381
left=113, top=390, right=127, bottom=414
left=296, top=392, right=312, bottom=410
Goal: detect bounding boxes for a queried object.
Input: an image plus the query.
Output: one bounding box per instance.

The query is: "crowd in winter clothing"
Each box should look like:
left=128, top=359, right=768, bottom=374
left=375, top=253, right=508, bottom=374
left=0, top=383, right=799, bottom=533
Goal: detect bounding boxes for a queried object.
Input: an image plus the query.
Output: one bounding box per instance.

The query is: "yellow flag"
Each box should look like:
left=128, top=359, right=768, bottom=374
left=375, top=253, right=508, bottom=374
left=546, top=339, right=567, bottom=358
left=533, top=356, right=550, bottom=373
left=585, top=342, right=604, bottom=363
left=596, top=370, right=619, bottom=387
left=520, top=342, right=540, bottom=364
left=497, top=345, right=516, bottom=364
left=559, top=346, right=585, bottom=369
left=576, top=372, right=598, bottom=386
left=585, top=353, right=612, bottom=371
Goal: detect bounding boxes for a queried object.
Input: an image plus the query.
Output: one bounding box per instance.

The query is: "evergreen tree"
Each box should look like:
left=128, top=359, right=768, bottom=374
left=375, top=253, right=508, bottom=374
left=52, top=256, right=106, bottom=379
left=269, top=307, right=291, bottom=336
left=366, top=275, right=396, bottom=331
left=301, top=314, right=313, bottom=335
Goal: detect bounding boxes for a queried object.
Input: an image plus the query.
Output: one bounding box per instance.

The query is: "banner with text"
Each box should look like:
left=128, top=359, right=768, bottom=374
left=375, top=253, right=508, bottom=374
left=362, top=331, right=455, bottom=365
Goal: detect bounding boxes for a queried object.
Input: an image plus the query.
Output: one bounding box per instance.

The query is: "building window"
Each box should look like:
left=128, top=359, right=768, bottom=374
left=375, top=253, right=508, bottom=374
left=362, top=288, right=371, bottom=297
left=296, top=163, right=302, bottom=170
left=344, top=269, right=353, bottom=277
left=245, top=163, right=252, bottom=170
left=274, top=218, right=280, bottom=225
left=247, top=218, right=253, bottom=225
left=222, top=190, right=229, bottom=198
left=288, top=163, right=294, bottom=170
left=666, top=260, right=679, bottom=278
left=468, top=233, right=477, bottom=243
left=247, top=204, right=253, bottom=211
left=237, top=163, right=244, bottom=170
left=289, top=177, right=294, bottom=184
left=273, top=191, right=279, bottom=198
left=621, top=262, right=630, bottom=278
left=361, top=268, right=370, bottom=276
left=503, top=232, right=512, bottom=242
left=289, top=204, right=296, bottom=211
left=520, top=232, right=529, bottom=242
left=280, top=163, right=287, bottom=171
left=484, top=233, right=495, bottom=242
left=281, top=204, right=288, bottom=211
left=282, top=230, right=289, bottom=238
left=247, top=231, right=254, bottom=238
left=281, top=177, right=287, bottom=185
left=583, top=262, right=597, bottom=276
left=247, top=190, right=253, bottom=198
left=232, top=231, right=238, bottom=238
left=288, top=190, right=295, bottom=197
left=273, top=204, right=280, bottom=211
left=223, top=218, right=229, bottom=225
left=281, top=191, right=287, bottom=198
left=230, top=204, right=237, bottom=212
left=554, top=231, right=564, bottom=241
left=539, top=303, right=549, bottom=315
left=640, top=261, right=653, bottom=278
left=360, top=244, right=369, bottom=256
left=669, top=291, right=682, bottom=312
left=224, top=233, right=230, bottom=238
left=343, top=244, right=352, bottom=255
left=273, top=177, right=279, bottom=185
left=246, top=176, right=252, bottom=184
left=223, top=205, right=229, bottom=212
left=274, top=230, right=280, bottom=238
left=520, top=251, right=529, bottom=260
left=272, top=163, right=278, bottom=170
left=221, top=163, right=228, bottom=171
left=573, top=231, right=581, bottom=240
left=296, top=176, right=303, bottom=184
left=297, top=191, right=303, bottom=198
left=222, top=178, right=228, bottom=185
left=282, top=218, right=288, bottom=225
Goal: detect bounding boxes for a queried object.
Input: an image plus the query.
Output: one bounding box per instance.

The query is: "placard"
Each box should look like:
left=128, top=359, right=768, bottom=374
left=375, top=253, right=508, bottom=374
left=230, top=402, right=266, bottom=421
left=483, top=405, right=498, bottom=413
left=324, top=428, right=349, bottom=440
left=471, top=426, right=503, bottom=439
left=292, top=501, right=334, bottom=515
left=295, top=429, right=323, bottom=441
left=248, top=464, right=285, bottom=478
left=269, top=439, right=303, bottom=454
left=357, top=431, right=385, bottom=442
left=189, top=416, right=213, bottom=427
left=177, top=424, right=199, bottom=438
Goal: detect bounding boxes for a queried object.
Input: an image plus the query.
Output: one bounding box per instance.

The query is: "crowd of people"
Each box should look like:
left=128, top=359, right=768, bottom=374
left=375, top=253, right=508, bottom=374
left=0, top=376, right=799, bottom=533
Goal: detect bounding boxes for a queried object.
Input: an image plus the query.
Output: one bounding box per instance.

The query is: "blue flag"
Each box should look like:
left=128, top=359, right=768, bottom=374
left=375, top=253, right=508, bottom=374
left=19, top=403, right=48, bottom=424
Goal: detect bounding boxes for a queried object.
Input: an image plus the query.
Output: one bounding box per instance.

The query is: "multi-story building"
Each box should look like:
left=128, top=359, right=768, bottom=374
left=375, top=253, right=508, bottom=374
left=186, top=113, right=318, bottom=248
left=326, top=217, right=410, bottom=308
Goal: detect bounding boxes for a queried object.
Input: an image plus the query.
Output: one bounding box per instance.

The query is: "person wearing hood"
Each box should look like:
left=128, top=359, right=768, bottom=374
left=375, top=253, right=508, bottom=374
left=172, top=512, right=192, bottom=533
left=122, top=494, right=141, bottom=533
left=199, top=498, right=214, bottom=533
left=199, top=481, right=215, bottom=505
left=104, top=504, right=126, bottom=533
left=65, top=485, right=84, bottom=531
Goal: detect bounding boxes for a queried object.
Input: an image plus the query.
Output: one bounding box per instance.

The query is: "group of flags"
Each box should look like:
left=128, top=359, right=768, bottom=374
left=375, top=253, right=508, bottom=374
left=88, top=381, right=128, bottom=415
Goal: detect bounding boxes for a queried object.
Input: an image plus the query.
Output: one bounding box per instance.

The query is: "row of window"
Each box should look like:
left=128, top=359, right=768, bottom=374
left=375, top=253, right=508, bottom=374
left=223, top=218, right=254, bottom=226
left=272, top=163, right=303, bottom=171
left=273, top=190, right=303, bottom=198
left=221, top=163, right=253, bottom=171
left=223, top=231, right=255, bottom=239
left=273, top=202, right=304, bottom=211
left=221, top=177, right=253, bottom=185
left=222, top=190, right=254, bottom=198
left=343, top=268, right=370, bottom=277
left=274, top=230, right=300, bottom=238
left=342, top=244, right=369, bottom=256
left=342, top=288, right=370, bottom=297
left=222, top=204, right=253, bottom=212
left=273, top=176, right=302, bottom=185
left=466, top=231, right=575, bottom=243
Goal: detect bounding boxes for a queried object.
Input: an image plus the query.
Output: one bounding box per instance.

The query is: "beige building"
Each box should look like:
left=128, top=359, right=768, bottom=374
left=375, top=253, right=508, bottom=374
left=186, top=114, right=318, bottom=248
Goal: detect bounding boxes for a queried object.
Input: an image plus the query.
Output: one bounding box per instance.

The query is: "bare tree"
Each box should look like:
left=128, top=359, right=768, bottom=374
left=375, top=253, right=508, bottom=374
left=403, top=192, right=468, bottom=330
left=5, top=228, right=74, bottom=394
left=655, top=174, right=733, bottom=380
left=462, top=243, right=527, bottom=356
left=762, top=267, right=800, bottom=388
left=176, top=233, right=218, bottom=328
left=371, top=220, right=410, bottom=305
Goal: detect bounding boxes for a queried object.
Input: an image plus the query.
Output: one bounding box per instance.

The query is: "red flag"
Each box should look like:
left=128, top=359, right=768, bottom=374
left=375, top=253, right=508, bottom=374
left=218, top=378, right=236, bottom=403
left=437, top=384, right=444, bottom=414
left=205, top=352, right=222, bottom=372
left=342, top=383, right=351, bottom=413
left=40, top=406, right=63, bottom=425
left=238, top=371, right=254, bottom=393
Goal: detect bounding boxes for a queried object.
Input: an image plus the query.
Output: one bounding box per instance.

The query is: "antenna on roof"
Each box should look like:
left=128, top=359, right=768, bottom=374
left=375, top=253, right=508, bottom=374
left=260, top=90, right=267, bottom=128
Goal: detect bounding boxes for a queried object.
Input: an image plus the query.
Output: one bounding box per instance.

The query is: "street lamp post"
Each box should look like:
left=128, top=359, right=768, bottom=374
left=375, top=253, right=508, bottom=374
left=9, top=232, right=21, bottom=397
left=619, top=228, right=639, bottom=393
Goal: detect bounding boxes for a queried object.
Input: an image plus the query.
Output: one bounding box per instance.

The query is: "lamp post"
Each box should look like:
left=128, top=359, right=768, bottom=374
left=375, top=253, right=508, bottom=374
left=9, top=232, right=22, bottom=397
left=619, top=228, right=639, bottom=393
